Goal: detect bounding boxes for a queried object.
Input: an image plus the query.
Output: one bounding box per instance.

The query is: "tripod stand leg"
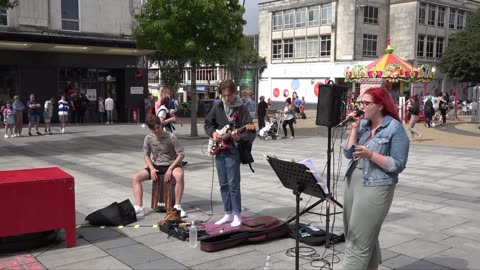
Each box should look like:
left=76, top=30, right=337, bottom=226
left=286, top=198, right=326, bottom=224
left=295, top=190, right=300, bottom=270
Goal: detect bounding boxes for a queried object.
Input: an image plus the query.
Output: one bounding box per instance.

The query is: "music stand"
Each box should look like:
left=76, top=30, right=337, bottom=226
left=267, top=155, right=340, bottom=270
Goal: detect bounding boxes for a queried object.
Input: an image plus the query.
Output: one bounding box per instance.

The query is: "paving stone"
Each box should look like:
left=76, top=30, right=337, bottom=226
left=387, top=239, right=451, bottom=259
left=441, top=221, right=480, bottom=242
left=36, top=245, right=108, bottom=269
left=382, top=255, right=451, bottom=269
left=438, top=236, right=480, bottom=253
left=92, top=236, right=138, bottom=250
left=77, top=227, right=124, bottom=242
left=133, top=258, right=188, bottom=270
left=105, top=244, right=164, bottom=266
left=51, top=256, right=130, bottom=269
left=424, top=248, right=480, bottom=269
left=192, top=250, right=268, bottom=269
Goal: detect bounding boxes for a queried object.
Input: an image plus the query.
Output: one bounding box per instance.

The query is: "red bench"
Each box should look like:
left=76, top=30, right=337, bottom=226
left=0, top=167, right=76, bottom=248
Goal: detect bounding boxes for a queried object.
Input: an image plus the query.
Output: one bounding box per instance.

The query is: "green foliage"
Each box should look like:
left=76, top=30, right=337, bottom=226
left=439, top=9, right=480, bottom=83
left=0, top=0, right=18, bottom=8
left=133, top=0, right=245, bottom=136
left=229, top=35, right=267, bottom=76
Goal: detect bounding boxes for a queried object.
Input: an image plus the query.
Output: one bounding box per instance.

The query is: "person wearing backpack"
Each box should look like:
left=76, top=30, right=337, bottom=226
left=204, top=79, right=256, bottom=227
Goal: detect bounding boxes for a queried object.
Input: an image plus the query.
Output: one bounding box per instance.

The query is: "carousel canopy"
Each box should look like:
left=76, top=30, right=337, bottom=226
left=345, top=38, right=436, bottom=83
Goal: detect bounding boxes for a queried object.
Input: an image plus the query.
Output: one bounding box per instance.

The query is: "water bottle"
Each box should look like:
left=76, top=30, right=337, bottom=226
left=263, top=255, right=273, bottom=270
left=189, top=221, right=198, bottom=248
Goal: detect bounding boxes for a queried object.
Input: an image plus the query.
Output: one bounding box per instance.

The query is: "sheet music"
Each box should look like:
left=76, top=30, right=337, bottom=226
left=299, top=158, right=329, bottom=194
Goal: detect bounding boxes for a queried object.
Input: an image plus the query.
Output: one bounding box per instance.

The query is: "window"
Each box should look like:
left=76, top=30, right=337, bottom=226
left=457, top=10, right=464, bottom=30
left=320, top=35, right=331, bottom=56
left=428, top=5, right=436, bottom=26
left=363, top=6, right=379, bottom=24
left=284, top=10, right=294, bottom=29
left=61, top=0, right=80, bottom=31
left=148, top=70, right=159, bottom=84
left=307, top=37, right=319, bottom=58
left=419, top=3, right=426, bottom=24
left=426, top=36, right=434, bottom=58
left=449, top=8, right=456, bottom=29
left=295, top=8, right=307, bottom=28
left=283, top=39, right=294, bottom=58
left=0, top=7, right=7, bottom=26
left=295, top=39, right=306, bottom=58
left=437, top=6, right=445, bottom=27
left=436, top=37, right=444, bottom=58
left=321, top=3, right=332, bottom=25
left=272, top=40, right=282, bottom=59
left=417, top=35, right=425, bottom=57
left=273, top=11, right=283, bottom=31
left=362, top=34, right=377, bottom=57
left=308, top=6, right=319, bottom=27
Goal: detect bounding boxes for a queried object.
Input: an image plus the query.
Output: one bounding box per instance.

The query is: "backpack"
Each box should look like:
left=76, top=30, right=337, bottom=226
left=158, top=107, right=175, bottom=132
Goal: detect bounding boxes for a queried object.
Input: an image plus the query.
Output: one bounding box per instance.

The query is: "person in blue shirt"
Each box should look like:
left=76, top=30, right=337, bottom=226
left=12, top=95, right=25, bottom=137
left=341, top=87, right=410, bottom=270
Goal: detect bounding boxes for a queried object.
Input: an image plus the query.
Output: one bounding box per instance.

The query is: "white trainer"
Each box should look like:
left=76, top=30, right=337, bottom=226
left=134, top=205, right=145, bottom=218
left=174, top=204, right=187, bottom=218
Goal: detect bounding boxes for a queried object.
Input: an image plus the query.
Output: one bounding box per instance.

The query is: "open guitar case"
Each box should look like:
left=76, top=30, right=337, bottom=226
left=200, top=216, right=289, bottom=252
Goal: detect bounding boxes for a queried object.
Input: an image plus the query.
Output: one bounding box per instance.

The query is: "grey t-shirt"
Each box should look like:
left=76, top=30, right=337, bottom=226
left=143, top=132, right=185, bottom=166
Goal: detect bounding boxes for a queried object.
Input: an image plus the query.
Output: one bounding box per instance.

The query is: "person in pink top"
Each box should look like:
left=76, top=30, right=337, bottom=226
left=3, top=102, right=14, bottom=138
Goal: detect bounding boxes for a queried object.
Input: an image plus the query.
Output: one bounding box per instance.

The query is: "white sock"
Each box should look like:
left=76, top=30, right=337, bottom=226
left=215, top=214, right=233, bottom=225
left=231, top=214, right=242, bottom=227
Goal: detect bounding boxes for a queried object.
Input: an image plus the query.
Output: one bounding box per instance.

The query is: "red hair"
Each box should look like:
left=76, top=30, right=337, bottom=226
left=364, top=87, right=400, bottom=122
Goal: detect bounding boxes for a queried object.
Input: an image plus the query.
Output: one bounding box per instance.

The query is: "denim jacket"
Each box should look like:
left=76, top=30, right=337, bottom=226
left=341, top=115, right=410, bottom=186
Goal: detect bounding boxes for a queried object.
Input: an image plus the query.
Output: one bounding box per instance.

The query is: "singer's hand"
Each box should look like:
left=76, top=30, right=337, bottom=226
left=353, top=145, right=372, bottom=160
left=348, top=112, right=361, bottom=128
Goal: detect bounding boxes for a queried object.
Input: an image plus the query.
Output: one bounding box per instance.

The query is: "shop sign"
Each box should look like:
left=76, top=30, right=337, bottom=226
left=130, top=86, right=144, bottom=94
left=86, top=89, right=97, bottom=101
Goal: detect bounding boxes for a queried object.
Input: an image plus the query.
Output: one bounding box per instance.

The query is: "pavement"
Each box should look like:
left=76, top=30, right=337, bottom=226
left=0, top=112, right=479, bottom=270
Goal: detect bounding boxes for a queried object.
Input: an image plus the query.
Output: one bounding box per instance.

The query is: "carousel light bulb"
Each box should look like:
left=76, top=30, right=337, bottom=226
left=432, top=66, right=437, bottom=73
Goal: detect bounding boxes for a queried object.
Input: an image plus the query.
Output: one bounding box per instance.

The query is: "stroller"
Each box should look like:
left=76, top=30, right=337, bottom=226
left=259, top=112, right=284, bottom=140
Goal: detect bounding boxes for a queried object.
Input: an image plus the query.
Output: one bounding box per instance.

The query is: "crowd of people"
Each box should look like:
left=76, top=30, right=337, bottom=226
left=1, top=92, right=115, bottom=138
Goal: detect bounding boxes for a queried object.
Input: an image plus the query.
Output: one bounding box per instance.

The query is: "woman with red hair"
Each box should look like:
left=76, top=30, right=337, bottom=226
left=341, top=87, right=410, bottom=270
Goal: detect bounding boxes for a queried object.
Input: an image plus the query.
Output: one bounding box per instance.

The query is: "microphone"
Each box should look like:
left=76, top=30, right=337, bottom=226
left=336, top=110, right=364, bottom=127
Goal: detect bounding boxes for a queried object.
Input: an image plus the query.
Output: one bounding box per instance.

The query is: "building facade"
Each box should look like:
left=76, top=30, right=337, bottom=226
left=258, top=0, right=480, bottom=104
left=0, top=0, right=153, bottom=122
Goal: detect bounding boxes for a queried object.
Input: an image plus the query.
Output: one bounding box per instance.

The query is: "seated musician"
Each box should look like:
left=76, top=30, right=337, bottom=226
left=131, top=114, right=186, bottom=218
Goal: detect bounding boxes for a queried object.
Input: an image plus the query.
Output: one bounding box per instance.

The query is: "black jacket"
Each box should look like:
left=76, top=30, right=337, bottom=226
left=204, top=101, right=256, bottom=153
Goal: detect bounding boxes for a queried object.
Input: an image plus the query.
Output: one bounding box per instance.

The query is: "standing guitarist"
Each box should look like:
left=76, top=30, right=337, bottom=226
left=204, top=79, right=256, bottom=227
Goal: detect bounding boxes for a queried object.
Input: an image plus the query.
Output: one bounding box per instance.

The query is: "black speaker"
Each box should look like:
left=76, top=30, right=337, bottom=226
left=315, top=84, right=348, bottom=127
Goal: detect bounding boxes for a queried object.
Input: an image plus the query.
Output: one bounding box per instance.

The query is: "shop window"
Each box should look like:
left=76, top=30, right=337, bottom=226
left=0, top=66, right=18, bottom=101
left=61, top=0, right=80, bottom=31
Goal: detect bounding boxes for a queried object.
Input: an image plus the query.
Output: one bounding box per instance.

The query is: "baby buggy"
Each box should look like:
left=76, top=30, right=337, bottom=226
left=259, top=112, right=284, bottom=140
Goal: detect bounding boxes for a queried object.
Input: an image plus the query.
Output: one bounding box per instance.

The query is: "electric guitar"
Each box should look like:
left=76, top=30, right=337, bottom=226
left=208, top=124, right=256, bottom=156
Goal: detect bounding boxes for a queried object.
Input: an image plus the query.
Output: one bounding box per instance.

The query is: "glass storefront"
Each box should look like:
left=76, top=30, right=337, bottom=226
left=0, top=66, right=19, bottom=104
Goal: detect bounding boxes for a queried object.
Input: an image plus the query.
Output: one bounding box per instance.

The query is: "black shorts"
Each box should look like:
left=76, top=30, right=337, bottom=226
left=144, top=164, right=181, bottom=179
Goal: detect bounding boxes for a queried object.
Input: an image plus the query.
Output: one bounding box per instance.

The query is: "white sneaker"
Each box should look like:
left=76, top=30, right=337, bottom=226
left=134, top=205, right=145, bottom=218
left=11, top=134, right=16, bottom=138
left=174, top=204, right=187, bottom=218
left=61, top=128, right=65, bottom=134
left=141, top=123, right=146, bottom=128
left=4, top=134, right=8, bottom=138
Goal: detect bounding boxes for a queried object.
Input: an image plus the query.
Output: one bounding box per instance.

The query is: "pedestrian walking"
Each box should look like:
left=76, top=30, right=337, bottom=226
left=424, top=95, right=434, bottom=128
left=12, top=95, right=25, bottom=137
left=105, top=95, right=114, bottom=124
left=257, top=96, right=268, bottom=130
left=406, top=96, right=422, bottom=141
left=341, top=86, right=410, bottom=270
left=280, top=97, right=295, bottom=139
left=439, top=92, right=449, bottom=126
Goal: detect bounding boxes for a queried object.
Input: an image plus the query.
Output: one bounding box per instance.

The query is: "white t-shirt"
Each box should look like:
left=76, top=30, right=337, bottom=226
left=105, top=98, right=114, bottom=111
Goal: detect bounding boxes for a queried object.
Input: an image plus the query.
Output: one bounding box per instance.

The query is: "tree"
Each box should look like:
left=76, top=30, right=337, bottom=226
left=439, top=9, right=480, bottom=84
left=133, top=0, right=245, bottom=137
left=0, top=0, right=18, bottom=8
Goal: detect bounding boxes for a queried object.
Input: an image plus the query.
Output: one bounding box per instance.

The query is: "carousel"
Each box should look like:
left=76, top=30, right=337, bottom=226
left=344, top=38, right=437, bottom=121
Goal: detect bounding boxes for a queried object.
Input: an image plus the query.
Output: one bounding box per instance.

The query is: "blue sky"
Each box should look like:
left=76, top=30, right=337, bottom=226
left=243, top=0, right=268, bottom=35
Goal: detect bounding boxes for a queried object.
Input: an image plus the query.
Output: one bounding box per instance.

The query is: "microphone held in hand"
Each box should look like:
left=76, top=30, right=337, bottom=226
left=336, top=110, right=365, bottom=127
